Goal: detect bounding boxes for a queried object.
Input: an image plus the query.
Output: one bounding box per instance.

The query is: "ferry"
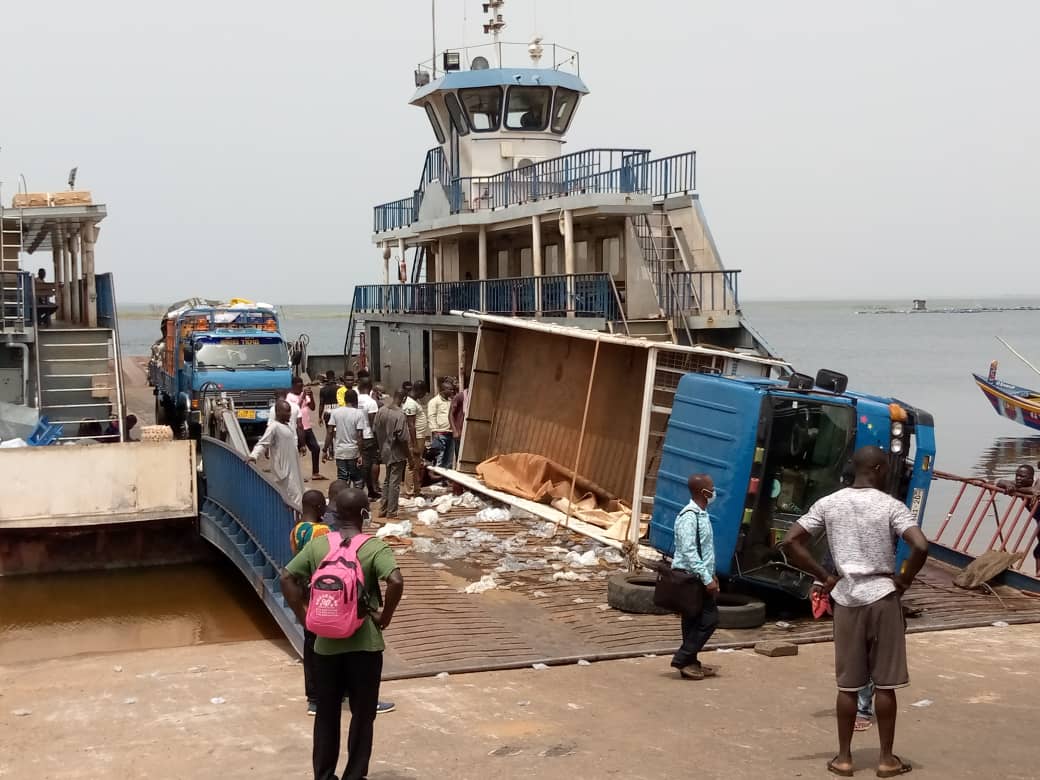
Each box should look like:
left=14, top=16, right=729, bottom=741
left=307, top=3, right=774, bottom=387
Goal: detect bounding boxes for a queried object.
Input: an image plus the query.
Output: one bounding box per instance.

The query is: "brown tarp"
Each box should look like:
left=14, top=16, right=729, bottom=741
left=476, top=452, right=646, bottom=541
left=953, top=550, right=1025, bottom=590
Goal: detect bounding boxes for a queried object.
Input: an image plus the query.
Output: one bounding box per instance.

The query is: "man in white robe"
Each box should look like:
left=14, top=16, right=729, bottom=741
left=248, top=400, right=303, bottom=512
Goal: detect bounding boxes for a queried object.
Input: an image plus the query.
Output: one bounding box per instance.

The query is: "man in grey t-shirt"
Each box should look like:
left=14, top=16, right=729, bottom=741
left=784, top=446, right=929, bottom=779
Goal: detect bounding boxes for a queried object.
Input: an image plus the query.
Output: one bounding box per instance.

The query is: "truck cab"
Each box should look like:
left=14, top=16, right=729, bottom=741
left=649, top=370, right=936, bottom=598
left=148, top=303, right=292, bottom=438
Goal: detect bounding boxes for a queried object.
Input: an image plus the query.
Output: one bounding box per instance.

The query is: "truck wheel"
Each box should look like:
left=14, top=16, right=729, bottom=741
left=155, top=396, right=167, bottom=425
left=716, top=593, right=767, bottom=629
left=606, top=572, right=670, bottom=615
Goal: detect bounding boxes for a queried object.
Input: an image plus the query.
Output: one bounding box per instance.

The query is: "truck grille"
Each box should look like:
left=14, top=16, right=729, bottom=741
left=220, top=389, right=277, bottom=409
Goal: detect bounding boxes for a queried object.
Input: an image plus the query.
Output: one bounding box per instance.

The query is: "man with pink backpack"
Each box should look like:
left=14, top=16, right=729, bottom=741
left=281, top=487, right=405, bottom=780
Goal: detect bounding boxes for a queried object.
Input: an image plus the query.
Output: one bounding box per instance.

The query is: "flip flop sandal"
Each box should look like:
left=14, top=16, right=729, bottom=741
left=854, top=717, right=873, bottom=732
left=827, top=757, right=854, bottom=777
left=876, top=756, right=912, bottom=777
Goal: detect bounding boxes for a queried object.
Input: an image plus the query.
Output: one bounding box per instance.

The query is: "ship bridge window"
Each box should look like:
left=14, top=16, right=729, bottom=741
left=459, top=87, right=502, bottom=132
left=424, top=102, right=446, bottom=144
left=551, top=88, right=580, bottom=134
left=505, top=86, right=551, bottom=131
left=445, top=92, right=470, bottom=135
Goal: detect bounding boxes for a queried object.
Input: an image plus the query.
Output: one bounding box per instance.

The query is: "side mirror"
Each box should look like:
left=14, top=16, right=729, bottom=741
left=182, top=344, right=194, bottom=363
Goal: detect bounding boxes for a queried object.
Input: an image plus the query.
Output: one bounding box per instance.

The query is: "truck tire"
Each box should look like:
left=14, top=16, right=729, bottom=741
left=606, top=573, right=768, bottom=629
left=155, top=395, right=167, bottom=426
left=607, top=572, right=670, bottom=615
left=715, top=593, right=767, bottom=630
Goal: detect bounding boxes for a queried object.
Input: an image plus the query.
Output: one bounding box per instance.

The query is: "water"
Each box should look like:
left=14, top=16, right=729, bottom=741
left=0, top=561, right=283, bottom=666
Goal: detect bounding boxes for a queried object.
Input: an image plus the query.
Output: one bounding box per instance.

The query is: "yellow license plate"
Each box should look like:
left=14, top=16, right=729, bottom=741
left=236, top=409, right=257, bottom=420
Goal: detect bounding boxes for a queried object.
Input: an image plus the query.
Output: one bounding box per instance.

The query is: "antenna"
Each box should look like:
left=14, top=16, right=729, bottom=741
left=482, top=0, right=506, bottom=43
left=431, top=0, right=437, bottom=78
left=68, top=167, right=78, bottom=190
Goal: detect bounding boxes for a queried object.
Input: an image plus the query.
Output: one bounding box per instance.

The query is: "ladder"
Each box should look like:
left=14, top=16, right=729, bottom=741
left=0, top=207, right=26, bottom=334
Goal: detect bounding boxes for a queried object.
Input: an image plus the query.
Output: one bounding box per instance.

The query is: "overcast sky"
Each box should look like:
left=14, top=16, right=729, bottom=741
left=2, top=0, right=1037, bottom=303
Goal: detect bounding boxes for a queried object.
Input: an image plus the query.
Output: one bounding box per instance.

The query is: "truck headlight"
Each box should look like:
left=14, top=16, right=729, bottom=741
left=891, top=438, right=904, bottom=454
left=891, top=421, right=904, bottom=437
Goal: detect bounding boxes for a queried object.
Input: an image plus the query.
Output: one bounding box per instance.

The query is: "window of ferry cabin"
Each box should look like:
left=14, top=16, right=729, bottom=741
left=445, top=93, right=470, bottom=135
left=460, top=87, right=503, bottom=132
left=424, top=102, right=446, bottom=144
left=551, top=88, right=580, bottom=134
left=505, top=86, right=551, bottom=131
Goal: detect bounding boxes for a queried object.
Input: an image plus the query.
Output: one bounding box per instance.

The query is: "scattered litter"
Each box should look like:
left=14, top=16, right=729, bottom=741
left=433, top=494, right=458, bottom=514
left=210, top=697, right=226, bottom=705
left=911, top=699, right=933, bottom=708
left=463, top=575, right=498, bottom=594
left=567, top=703, right=583, bottom=710
left=476, top=507, right=511, bottom=522
left=458, top=491, right=484, bottom=509
left=532, top=590, right=548, bottom=598
left=12, top=709, right=31, bottom=717
left=416, top=509, right=440, bottom=526
left=399, top=496, right=427, bottom=509
left=542, top=545, right=569, bottom=555
left=188, top=665, right=207, bottom=674
left=572, top=597, right=587, bottom=604
left=376, top=520, right=413, bottom=538
left=436, top=672, right=450, bottom=679
left=991, top=621, right=1009, bottom=628
left=517, top=700, right=530, bottom=706
left=716, top=648, right=736, bottom=654
left=617, top=616, right=634, bottom=622
left=774, top=621, right=792, bottom=630
left=532, top=663, right=549, bottom=670
left=564, top=550, right=601, bottom=567
left=112, top=665, right=123, bottom=673
left=123, top=698, right=137, bottom=705
left=600, top=548, right=625, bottom=564
left=430, top=562, right=446, bottom=569
left=552, top=571, right=590, bottom=582
left=577, top=659, right=591, bottom=666
left=531, top=522, right=558, bottom=539
left=597, top=604, right=610, bottom=611
left=425, top=484, right=450, bottom=495
left=643, top=654, right=657, bottom=658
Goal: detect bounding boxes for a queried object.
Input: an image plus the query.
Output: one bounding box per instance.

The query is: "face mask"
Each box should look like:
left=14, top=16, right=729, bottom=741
left=703, top=490, right=717, bottom=505
left=770, top=479, right=782, bottom=499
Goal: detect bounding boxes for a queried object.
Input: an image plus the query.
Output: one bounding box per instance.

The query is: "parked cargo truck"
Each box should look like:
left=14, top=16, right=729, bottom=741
left=148, top=300, right=292, bottom=438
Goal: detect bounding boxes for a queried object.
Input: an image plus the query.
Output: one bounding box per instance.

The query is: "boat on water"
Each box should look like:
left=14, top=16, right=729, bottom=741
left=307, top=2, right=775, bottom=387
left=974, top=360, right=1040, bottom=432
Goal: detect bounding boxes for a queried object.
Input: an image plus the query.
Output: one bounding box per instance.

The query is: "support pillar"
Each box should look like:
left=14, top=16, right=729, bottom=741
left=477, top=224, right=487, bottom=312
left=397, top=237, right=406, bottom=284
left=68, top=234, right=81, bottom=324
left=82, top=223, right=97, bottom=327
left=532, top=215, right=543, bottom=316
left=563, top=209, right=576, bottom=318
left=456, top=331, right=465, bottom=387
left=382, top=243, right=390, bottom=286
left=51, top=241, right=64, bottom=322
left=62, top=239, right=72, bottom=321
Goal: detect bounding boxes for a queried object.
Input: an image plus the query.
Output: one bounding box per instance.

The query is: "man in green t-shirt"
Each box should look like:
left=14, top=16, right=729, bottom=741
left=281, top=488, right=404, bottom=780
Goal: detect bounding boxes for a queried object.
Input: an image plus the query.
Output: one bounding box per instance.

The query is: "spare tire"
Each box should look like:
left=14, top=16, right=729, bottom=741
left=716, top=593, right=767, bottom=629
left=607, top=572, right=670, bottom=615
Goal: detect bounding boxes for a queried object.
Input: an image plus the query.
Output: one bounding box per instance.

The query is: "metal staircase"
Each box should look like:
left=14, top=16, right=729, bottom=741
left=1, top=209, right=27, bottom=334
left=36, top=328, right=125, bottom=442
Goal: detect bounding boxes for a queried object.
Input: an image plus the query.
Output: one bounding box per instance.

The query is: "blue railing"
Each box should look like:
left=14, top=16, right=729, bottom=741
left=201, top=436, right=296, bottom=567
left=352, top=273, right=620, bottom=320
left=373, top=148, right=698, bottom=233
left=668, top=270, right=741, bottom=316
left=645, top=152, right=697, bottom=199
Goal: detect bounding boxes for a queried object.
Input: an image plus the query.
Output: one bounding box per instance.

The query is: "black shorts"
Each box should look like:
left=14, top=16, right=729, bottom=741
left=361, top=438, right=380, bottom=467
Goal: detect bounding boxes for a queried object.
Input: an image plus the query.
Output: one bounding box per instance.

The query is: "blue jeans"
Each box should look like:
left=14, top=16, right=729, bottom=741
left=433, top=432, right=455, bottom=469
left=336, top=457, right=363, bottom=486
left=857, top=681, right=875, bottom=718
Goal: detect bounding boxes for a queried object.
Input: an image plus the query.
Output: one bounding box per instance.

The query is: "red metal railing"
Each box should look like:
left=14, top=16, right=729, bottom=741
left=931, top=471, right=1039, bottom=574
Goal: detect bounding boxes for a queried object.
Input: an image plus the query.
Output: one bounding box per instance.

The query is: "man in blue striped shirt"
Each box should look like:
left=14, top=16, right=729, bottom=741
left=670, top=473, right=720, bottom=680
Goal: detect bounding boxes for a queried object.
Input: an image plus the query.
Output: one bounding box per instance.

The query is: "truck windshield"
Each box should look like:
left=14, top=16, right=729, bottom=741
left=739, top=398, right=857, bottom=576
left=195, top=337, right=289, bottom=370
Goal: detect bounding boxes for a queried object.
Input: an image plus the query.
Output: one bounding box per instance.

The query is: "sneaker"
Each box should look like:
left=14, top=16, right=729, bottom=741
left=678, top=664, right=705, bottom=681
left=307, top=701, right=317, bottom=716
left=376, top=700, right=396, bottom=714
left=700, top=663, right=719, bottom=677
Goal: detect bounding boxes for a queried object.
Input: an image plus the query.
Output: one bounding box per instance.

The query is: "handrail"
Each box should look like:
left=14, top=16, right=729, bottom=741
left=670, top=270, right=741, bottom=314
left=97, top=273, right=127, bottom=441
left=607, top=275, right=630, bottom=337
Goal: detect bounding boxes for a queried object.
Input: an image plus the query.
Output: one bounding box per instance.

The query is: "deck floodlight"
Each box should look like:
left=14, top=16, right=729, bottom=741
left=471, top=55, right=490, bottom=70
left=443, top=51, right=461, bottom=71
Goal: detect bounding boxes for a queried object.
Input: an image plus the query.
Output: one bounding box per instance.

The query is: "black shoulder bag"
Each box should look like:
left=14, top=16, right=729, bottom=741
left=653, top=512, right=707, bottom=617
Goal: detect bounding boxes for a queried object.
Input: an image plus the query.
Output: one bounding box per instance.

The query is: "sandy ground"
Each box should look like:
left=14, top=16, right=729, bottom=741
left=1, top=624, right=1038, bottom=780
